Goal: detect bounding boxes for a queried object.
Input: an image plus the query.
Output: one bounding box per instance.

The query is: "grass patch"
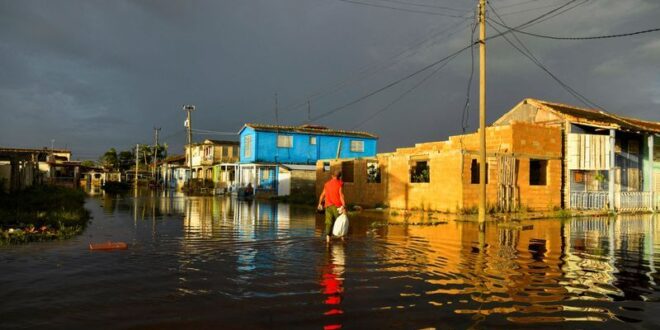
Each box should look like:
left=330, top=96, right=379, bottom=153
left=0, top=185, right=90, bottom=245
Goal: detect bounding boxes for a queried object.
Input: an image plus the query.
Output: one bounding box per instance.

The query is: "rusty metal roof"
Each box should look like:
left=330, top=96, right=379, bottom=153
left=528, top=99, right=660, bottom=134
left=242, top=123, right=378, bottom=139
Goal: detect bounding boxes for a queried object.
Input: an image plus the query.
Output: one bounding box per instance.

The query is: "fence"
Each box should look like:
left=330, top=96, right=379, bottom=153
left=570, top=191, right=657, bottom=211
left=616, top=191, right=653, bottom=211
left=570, top=192, right=609, bottom=210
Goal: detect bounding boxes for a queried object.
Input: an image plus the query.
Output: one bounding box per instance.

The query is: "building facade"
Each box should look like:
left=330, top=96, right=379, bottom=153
left=494, top=98, right=659, bottom=211
left=239, top=123, right=378, bottom=197
left=185, top=139, right=239, bottom=190
left=317, top=121, right=562, bottom=212
left=318, top=98, right=659, bottom=213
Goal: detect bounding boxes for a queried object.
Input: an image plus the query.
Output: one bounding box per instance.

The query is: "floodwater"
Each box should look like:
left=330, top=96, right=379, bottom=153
left=1, top=193, right=659, bottom=329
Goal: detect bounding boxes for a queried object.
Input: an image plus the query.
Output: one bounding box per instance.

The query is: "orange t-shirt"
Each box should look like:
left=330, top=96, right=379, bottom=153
left=324, top=178, right=343, bottom=207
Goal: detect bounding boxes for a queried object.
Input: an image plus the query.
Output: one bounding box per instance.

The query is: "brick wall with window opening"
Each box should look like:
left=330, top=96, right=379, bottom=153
left=342, top=161, right=354, bottom=183
left=470, top=159, right=488, bottom=184
left=367, top=161, right=381, bottom=183
left=410, top=160, right=429, bottom=183
left=529, top=159, right=547, bottom=186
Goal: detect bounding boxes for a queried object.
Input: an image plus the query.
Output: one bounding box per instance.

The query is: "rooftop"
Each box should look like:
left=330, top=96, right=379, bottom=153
left=527, top=98, right=660, bottom=134
left=242, top=123, right=378, bottom=139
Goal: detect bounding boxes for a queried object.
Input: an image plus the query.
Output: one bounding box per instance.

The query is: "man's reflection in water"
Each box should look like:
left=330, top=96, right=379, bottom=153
left=321, top=243, right=345, bottom=330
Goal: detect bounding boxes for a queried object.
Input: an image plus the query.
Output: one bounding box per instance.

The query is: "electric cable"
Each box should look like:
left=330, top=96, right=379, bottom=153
left=351, top=48, right=463, bottom=129
left=335, top=0, right=471, bottom=17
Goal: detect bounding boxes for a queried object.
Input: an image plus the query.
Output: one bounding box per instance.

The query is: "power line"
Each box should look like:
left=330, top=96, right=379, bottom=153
left=305, top=0, right=590, bottom=123
left=270, top=18, right=472, bottom=119
left=351, top=49, right=463, bottom=129
left=462, top=9, right=479, bottom=133
left=495, top=0, right=546, bottom=10
left=366, top=0, right=469, bottom=12
left=486, top=4, right=606, bottom=110
left=308, top=44, right=474, bottom=123
left=335, top=0, right=470, bottom=18
left=490, top=20, right=660, bottom=40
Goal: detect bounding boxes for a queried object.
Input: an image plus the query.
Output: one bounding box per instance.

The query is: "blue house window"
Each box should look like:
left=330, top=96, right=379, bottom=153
left=244, top=135, right=253, bottom=158
left=350, top=140, right=364, bottom=152
left=277, top=135, right=293, bottom=148
left=310, top=136, right=317, bottom=145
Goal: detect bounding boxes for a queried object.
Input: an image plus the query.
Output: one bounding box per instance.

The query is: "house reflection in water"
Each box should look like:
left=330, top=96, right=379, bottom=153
left=383, top=215, right=658, bottom=325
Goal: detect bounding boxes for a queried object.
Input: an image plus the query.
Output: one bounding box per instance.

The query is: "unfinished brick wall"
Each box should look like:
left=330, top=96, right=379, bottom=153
left=290, top=170, right=316, bottom=197
left=315, top=158, right=387, bottom=208
left=315, top=122, right=563, bottom=212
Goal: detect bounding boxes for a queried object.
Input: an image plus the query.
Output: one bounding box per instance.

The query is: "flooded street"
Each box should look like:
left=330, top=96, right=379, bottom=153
left=1, top=193, right=660, bottom=329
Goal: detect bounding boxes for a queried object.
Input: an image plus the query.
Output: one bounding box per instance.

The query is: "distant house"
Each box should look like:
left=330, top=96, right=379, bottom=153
left=0, top=147, right=77, bottom=192
left=185, top=139, right=240, bottom=191
left=158, top=155, right=189, bottom=190
left=238, top=123, right=378, bottom=197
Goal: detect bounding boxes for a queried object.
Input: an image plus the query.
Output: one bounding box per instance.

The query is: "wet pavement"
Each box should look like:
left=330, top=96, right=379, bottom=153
left=1, top=192, right=659, bottom=329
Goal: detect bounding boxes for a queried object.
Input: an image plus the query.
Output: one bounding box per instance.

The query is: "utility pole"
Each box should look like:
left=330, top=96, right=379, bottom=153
left=183, top=105, right=195, bottom=190
left=135, top=144, right=139, bottom=190
left=478, top=0, right=487, bottom=223
left=152, top=127, right=161, bottom=184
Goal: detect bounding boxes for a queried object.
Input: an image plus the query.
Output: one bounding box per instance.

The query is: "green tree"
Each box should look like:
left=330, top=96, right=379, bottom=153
left=100, top=148, right=119, bottom=170
left=118, top=150, right=134, bottom=172
left=81, top=160, right=97, bottom=168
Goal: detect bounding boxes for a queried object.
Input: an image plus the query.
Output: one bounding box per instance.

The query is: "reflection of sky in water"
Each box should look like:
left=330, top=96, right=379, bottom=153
left=0, top=194, right=659, bottom=329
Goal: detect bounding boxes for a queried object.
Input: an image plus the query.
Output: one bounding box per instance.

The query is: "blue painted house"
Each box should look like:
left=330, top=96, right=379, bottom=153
left=237, top=123, right=378, bottom=196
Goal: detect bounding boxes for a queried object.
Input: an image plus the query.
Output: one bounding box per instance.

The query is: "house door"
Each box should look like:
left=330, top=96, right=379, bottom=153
left=278, top=171, right=291, bottom=196
left=497, top=155, right=518, bottom=212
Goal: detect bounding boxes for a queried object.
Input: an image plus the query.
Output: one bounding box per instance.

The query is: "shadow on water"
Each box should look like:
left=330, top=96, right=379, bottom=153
left=0, top=190, right=659, bottom=329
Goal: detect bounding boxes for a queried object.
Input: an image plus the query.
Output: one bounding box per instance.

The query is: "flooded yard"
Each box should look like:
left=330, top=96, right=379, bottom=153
left=1, top=193, right=659, bottom=329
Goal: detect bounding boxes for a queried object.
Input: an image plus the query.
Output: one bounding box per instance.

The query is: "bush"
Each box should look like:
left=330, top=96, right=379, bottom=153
left=0, top=185, right=90, bottom=244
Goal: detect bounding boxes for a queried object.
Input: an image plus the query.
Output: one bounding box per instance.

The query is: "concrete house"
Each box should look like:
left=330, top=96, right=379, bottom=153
left=317, top=121, right=562, bottom=212
left=239, top=123, right=378, bottom=197
left=494, top=98, right=660, bottom=211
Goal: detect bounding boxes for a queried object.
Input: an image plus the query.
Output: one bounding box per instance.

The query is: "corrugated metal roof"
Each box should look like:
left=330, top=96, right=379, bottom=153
left=528, top=99, right=660, bottom=134
left=242, top=123, right=378, bottom=139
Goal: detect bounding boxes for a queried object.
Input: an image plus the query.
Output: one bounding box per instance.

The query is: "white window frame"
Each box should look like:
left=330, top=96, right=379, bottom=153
left=277, top=135, right=293, bottom=148
left=310, top=136, right=317, bottom=145
left=350, top=140, right=364, bottom=153
left=244, top=135, right=252, bottom=158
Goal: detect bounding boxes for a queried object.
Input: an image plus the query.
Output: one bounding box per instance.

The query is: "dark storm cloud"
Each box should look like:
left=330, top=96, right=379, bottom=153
left=0, top=0, right=658, bottom=160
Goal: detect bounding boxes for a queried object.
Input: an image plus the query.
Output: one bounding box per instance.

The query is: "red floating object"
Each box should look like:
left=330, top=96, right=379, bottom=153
left=89, top=241, right=128, bottom=251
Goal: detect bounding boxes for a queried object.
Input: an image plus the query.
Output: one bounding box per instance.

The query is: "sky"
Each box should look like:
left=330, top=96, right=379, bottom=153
left=0, top=0, right=658, bottom=160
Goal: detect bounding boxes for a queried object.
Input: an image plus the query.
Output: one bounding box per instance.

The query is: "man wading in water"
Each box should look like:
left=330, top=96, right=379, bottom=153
left=317, top=169, right=345, bottom=243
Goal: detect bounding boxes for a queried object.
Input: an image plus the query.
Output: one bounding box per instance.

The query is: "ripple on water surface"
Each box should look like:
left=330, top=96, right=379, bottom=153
left=0, top=195, right=659, bottom=329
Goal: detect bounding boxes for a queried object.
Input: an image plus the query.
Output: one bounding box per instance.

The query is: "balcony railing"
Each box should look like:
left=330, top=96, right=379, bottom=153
left=616, top=191, right=653, bottom=211
left=570, top=191, right=657, bottom=211
left=570, top=192, right=609, bottom=210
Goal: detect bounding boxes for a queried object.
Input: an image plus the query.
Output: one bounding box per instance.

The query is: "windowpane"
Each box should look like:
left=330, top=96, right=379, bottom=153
left=244, top=135, right=252, bottom=158
left=310, top=136, right=317, bottom=145
left=350, top=140, right=364, bottom=152
left=277, top=135, right=293, bottom=148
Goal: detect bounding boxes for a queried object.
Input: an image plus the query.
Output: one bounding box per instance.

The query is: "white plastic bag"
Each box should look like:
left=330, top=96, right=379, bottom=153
left=332, top=214, right=349, bottom=237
